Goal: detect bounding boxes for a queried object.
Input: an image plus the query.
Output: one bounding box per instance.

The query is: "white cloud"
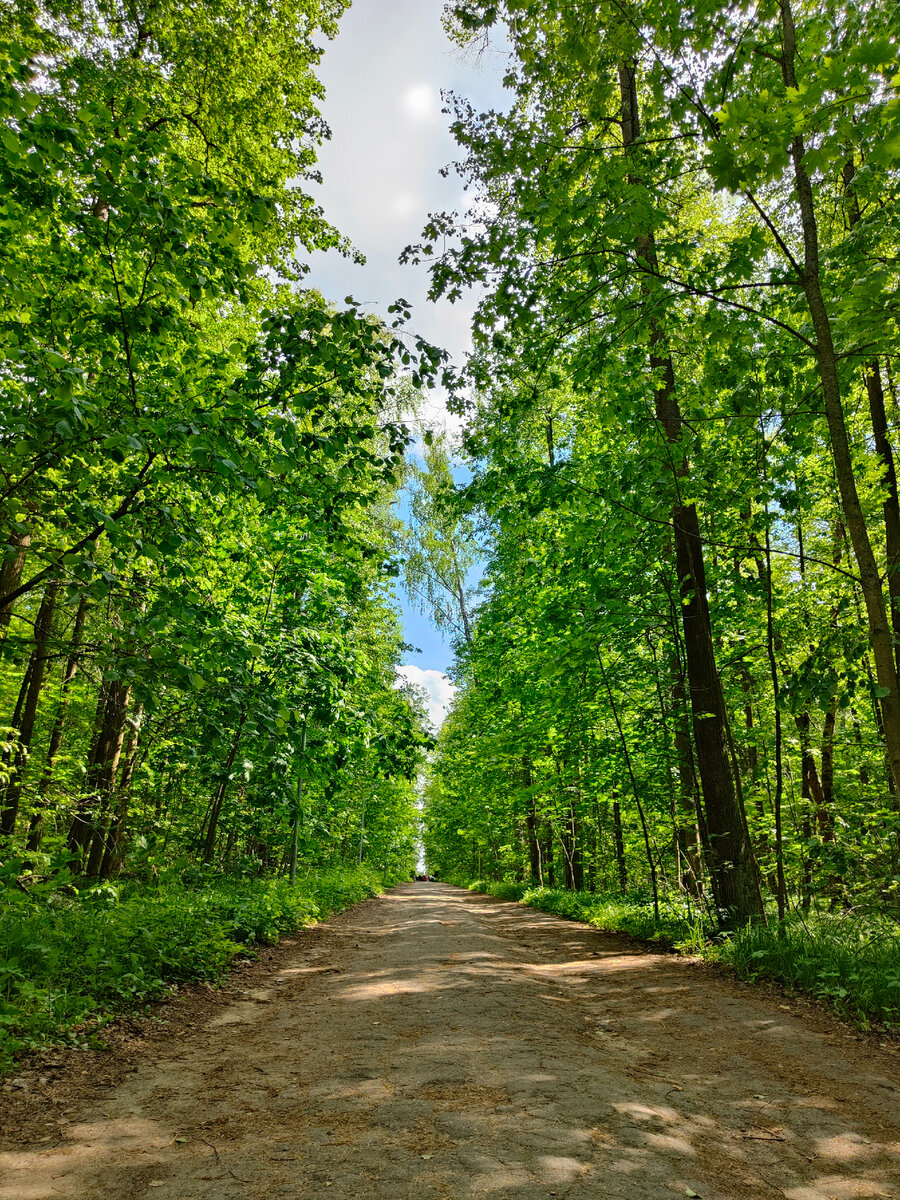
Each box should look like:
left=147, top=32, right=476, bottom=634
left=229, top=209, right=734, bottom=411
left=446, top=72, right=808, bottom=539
left=390, top=191, right=420, bottom=220
left=395, top=664, right=456, bottom=730
left=305, top=0, right=509, bottom=375
left=401, top=83, right=439, bottom=124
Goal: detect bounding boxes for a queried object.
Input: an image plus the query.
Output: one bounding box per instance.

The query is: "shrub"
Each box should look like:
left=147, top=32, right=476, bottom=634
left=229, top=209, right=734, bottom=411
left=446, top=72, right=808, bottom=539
left=0, top=864, right=390, bottom=1071
left=717, top=910, right=900, bottom=1027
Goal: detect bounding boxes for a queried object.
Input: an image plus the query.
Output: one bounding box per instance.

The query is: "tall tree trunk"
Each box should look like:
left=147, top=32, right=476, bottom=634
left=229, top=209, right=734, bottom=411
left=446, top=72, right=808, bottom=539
left=99, top=702, right=143, bottom=877
left=795, top=712, right=835, bottom=843
left=843, top=160, right=900, bottom=676
left=203, top=714, right=247, bottom=864
left=619, top=62, right=762, bottom=922
left=288, top=717, right=308, bottom=886
left=542, top=825, right=555, bottom=887
left=83, top=681, right=132, bottom=876
left=27, top=596, right=88, bottom=851
left=780, top=0, right=900, bottom=801
left=670, top=653, right=704, bottom=898
left=0, top=581, right=58, bottom=836
left=523, top=756, right=542, bottom=884
left=1, top=661, right=33, bottom=793
left=864, top=360, right=900, bottom=674
left=67, top=682, right=111, bottom=855
left=455, top=575, right=473, bottom=647
left=599, top=651, right=659, bottom=919
left=0, top=529, right=31, bottom=640
left=612, top=795, right=627, bottom=895
left=763, top=509, right=787, bottom=919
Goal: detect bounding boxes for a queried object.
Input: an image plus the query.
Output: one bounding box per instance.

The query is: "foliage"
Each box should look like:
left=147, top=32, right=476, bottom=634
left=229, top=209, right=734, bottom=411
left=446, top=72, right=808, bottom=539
left=0, top=0, right=435, bottom=1074
left=0, top=0, right=434, bottom=886
left=719, top=911, right=900, bottom=1028
left=416, top=0, right=900, bottom=959
left=0, top=865, right=394, bottom=1071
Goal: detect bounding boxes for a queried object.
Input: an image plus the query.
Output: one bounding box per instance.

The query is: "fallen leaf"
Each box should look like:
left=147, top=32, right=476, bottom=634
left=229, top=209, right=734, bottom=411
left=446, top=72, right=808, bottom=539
left=686, top=1190, right=701, bottom=1198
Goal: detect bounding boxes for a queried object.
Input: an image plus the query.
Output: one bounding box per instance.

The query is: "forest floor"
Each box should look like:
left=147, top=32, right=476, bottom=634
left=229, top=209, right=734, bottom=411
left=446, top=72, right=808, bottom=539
left=1, top=882, right=899, bottom=1200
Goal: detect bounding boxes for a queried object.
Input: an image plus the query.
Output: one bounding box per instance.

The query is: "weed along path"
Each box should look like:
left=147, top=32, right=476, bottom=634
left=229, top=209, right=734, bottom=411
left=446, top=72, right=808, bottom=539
left=2, top=883, right=899, bottom=1200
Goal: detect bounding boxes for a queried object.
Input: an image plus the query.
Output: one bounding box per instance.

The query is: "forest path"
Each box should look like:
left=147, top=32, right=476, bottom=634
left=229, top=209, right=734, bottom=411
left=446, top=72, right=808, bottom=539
left=2, top=882, right=899, bottom=1200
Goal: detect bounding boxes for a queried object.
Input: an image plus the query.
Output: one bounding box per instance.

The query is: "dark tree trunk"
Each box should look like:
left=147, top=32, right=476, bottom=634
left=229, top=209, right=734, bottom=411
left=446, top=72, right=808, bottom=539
left=66, top=682, right=111, bottom=858
left=542, top=827, right=555, bottom=887
left=670, top=654, right=704, bottom=897
left=570, top=809, right=584, bottom=892
left=1, top=581, right=58, bottom=836
left=27, top=596, right=88, bottom=851
left=618, top=62, right=762, bottom=923
left=525, top=807, right=542, bottom=885
left=612, top=796, right=627, bottom=895
left=1, top=662, right=33, bottom=794
left=522, top=756, right=542, bottom=883
left=762, top=514, right=787, bottom=919
left=0, top=529, right=31, bottom=638
left=796, top=709, right=842, bottom=904
left=203, top=714, right=247, bottom=864
left=779, top=0, right=900, bottom=801
left=99, top=703, right=143, bottom=877
left=83, top=681, right=132, bottom=876
left=844, top=161, right=900, bottom=677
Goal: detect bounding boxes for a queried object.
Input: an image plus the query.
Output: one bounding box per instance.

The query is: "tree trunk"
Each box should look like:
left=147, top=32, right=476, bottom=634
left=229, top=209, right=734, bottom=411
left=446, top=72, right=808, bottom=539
left=1, top=662, right=33, bottom=797
left=779, top=0, right=900, bottom=802
left=570, top=813, right=584, bottom=891
left=618, top=62, right=762, bottom=923
left=795, top=712, right=835, bottom=843
left=763, top=512, right=787, bottom=919
left=0, top=529, right=31, bottom=638
left=864, top=361, right=900, bottom=673
left=525, top=795, right=542, bottom=885
left=289, top=718, right=308, bottom=886
left=843, top=161, right=900, bottom=677
left=83, top=680, right=132, bottom=876
left=203, top=714, right=247, bottom=864
left=27, top=596, right=88, bottom=851
left=66, top=682, right=109, bottom=855
left=612, top=795, right=627, bottom=894
left=542, top=826, right=555, bottom=887
left=99, top=702, right=143, bottom=877
left=670, top=654, right=704, bottom=897
left=0, top=581, right=58, bottom=836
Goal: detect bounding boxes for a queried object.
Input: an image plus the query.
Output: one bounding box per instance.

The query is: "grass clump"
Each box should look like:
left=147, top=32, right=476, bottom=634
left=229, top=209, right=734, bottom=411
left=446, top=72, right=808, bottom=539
left=0, top=864, right=391, bottom=1071
left=466, top=878, right=527, bottom=902
left=718, top=910, right=900, bottom=1026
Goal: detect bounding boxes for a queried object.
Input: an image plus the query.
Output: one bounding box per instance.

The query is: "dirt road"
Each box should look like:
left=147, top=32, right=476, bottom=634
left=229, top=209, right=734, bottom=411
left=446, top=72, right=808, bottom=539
left=2, top=882, right=899, bottom=1199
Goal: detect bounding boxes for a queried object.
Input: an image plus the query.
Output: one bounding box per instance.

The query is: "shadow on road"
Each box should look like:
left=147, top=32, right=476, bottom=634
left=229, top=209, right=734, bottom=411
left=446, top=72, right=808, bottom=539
left=1, top=882, right=897, bottom=1200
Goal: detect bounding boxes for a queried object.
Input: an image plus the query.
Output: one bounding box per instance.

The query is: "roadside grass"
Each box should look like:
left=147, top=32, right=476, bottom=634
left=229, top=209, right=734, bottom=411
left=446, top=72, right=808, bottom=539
left=0, top=865, right=394, bottom=1072
left=460, top=878, right=900, bottom=1028
left=718, top=911, right=900, bottom=1026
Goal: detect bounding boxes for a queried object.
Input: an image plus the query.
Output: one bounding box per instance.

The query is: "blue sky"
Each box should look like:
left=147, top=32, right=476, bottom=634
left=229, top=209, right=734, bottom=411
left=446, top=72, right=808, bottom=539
left=301, top=0, right=507, bottom=720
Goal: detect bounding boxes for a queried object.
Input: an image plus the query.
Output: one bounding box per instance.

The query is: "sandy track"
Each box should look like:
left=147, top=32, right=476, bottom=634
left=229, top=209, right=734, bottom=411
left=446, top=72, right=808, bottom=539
left=1, top=882, right=899, bottom=1200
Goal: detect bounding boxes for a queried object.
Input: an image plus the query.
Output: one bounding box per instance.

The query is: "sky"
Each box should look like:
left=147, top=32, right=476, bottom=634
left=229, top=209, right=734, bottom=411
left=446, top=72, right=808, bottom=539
left=302, top=0, right=508, bottom=726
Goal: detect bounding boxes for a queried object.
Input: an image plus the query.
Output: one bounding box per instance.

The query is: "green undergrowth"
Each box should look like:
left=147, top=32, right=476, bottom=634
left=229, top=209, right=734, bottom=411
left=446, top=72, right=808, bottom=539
left=460, top=879, right=900, bottom=1028
left=0, top=864, right=396, bottom=1072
